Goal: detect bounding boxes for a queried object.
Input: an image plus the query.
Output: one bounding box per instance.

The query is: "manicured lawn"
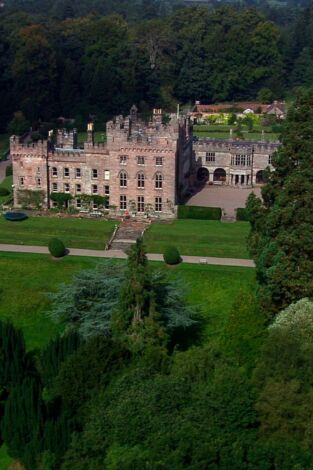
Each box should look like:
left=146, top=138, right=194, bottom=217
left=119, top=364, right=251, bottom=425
left=0, top=252, right=255, bottom=351
left=0, top=252, right=100, bottom=349
left=0, top=176, right=13, bottom=205
left=144, top=220, right=250, bottom=259
left=78, top=131, right=106, bottom=145
left=168, top=262, right=255, bottom=338
left=0, top=216, right=117, bottom=249
left=194, top=127, right=280, bottom=142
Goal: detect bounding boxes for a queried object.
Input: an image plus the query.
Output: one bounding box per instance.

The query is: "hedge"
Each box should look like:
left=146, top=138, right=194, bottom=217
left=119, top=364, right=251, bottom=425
left=163, top=246, right=182, bottom=265
left=0, top=188, right=10, bottom=196
left=177, top=206, right=221, bottom=220
left=5, top=165, right=12, bottom=177
left=48, top=238, right=66, bottom=258
left=236, top=208, right=249, bottom=221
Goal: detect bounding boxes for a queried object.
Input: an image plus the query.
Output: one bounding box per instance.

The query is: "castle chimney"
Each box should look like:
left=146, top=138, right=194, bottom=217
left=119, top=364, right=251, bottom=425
left=153, top=108, right=162, bottom=124
left=87, top=122, right=95, bottom=146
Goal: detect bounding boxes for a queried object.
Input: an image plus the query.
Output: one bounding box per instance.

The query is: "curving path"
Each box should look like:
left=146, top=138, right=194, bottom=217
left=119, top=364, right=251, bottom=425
left=0, top=243, right=255, bottom=268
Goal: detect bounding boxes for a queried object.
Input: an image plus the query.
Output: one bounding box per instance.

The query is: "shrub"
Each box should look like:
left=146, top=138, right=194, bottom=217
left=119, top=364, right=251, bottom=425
left=163, top=246, right=181, bottom=265
left=5, top=165, right=12, bottom=177
left=0, top=188, right=10, bottom=196
left=236, top=208, right=249, bottom=221
left=48, top=238, right=66, bottom=258
left=177, top=206, right=221, bottom=220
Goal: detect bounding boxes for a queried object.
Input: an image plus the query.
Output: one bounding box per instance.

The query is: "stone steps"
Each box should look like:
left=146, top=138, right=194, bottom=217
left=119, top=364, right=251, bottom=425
left=109, top=219, right=150, bottom=252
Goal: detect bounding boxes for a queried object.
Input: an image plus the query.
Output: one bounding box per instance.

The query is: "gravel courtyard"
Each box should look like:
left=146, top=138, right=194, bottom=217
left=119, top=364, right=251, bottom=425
left=187, top=186, right=262, bottom=217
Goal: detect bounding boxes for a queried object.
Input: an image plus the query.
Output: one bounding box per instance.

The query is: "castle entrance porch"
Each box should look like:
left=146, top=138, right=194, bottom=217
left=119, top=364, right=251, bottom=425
left=213, top=168, right=226, bottom=182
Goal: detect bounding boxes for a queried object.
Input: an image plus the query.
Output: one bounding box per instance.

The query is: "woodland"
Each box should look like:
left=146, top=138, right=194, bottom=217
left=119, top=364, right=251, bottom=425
left=0, top=3, right=313, bottom=132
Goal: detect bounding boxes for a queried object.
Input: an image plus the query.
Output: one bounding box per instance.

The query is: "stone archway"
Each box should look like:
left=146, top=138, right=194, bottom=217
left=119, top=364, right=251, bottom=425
left=256, top=170, right=266, bottom=184
left=197, top=167, right=209, bottom=182
left=213, top=168, right=226, bottom=182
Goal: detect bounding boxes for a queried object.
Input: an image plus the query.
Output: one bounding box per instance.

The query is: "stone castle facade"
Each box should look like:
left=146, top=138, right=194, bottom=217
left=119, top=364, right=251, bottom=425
left=11, top=107, right=193, bottom=218
left=193, top=138, right=279, bottom=186
left=10, top=107, right=279, bottom=218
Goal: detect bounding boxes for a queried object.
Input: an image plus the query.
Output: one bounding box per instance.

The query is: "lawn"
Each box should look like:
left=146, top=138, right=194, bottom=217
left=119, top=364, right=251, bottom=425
left=144, top=220, right=250, bottom=259
left=169, top=262, right=255, bottom=338
left=0, top=216, right=117, bottom=250
left=0, top=252, right=255, bottom=351
left=78, top=131, right=106, bottom=146
left=0, top=176, right=13, bottom=205
left=0, top=252, right=100, bottom=349
left=194, top=126, right=280, bottom=142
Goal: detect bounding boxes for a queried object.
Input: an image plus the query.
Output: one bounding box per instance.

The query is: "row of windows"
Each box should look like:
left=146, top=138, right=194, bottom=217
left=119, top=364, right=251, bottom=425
left=204, top=154, right=272, bottom=166
left=119, top=195, right=162, bottom=212
left=205, top=152, right=215, bottom=162
left=52, top=167, right=110, bottom=180
left=20, top=177, right=41, bottom=187
left=231, top=155, right=252, bottom=166
left=119, top=172, right=163, bottom=189
left=120, top=155, right=163, bottom=166
left=52, top=183, right=110, bottom=195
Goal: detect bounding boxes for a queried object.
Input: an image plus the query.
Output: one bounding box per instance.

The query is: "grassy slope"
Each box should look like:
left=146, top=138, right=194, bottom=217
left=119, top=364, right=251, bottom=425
left=78, top=131, right=106, bottom=146
left=144, top=220, right=250, bottom=259
left=0, top=252, right=99, bottom=349
left=193, top=124, right=280, bottom=142
left=0, top=252, right=255, bottom=351
left=0, top=216, right=117, bottom=249
left=0, top=176, right=13, bottom=205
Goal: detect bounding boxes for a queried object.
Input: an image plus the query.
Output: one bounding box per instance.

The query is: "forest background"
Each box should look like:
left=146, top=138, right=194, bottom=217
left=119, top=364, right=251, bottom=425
left=0, top=1, right=313, bottom=132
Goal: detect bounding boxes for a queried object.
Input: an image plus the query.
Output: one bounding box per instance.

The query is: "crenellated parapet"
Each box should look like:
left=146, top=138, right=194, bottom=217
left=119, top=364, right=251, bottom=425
left=193, top=137, right=280, bottom=155
left=10, top=136, right=49, bottom=161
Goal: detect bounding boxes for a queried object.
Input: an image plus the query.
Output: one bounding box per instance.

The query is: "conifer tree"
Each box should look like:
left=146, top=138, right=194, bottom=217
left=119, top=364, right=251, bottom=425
left=247, top=88, right=313, bottom=314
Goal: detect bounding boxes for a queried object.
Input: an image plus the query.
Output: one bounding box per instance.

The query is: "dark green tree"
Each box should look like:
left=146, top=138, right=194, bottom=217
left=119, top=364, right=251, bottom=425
left=246, top=88, right=313, bottom=313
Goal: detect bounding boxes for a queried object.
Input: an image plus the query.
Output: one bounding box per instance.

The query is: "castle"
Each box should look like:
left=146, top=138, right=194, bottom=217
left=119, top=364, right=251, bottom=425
left=10, top=106, right=279, bottom=218
left=11, top=107, right=193, bottom=218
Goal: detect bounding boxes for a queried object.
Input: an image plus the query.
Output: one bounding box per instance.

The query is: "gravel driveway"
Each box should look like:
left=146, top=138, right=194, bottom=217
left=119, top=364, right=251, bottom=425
left=187, top=185, right=262, bottom=217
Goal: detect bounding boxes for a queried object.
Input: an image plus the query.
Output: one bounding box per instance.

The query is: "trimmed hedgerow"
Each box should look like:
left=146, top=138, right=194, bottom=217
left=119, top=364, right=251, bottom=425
left=236, top=208, right=249, bottom=221
left=48, top=238, right=66, bottom=258
left=5, top=165, right=12, bottom=177
left=177, top=205, right=221, bottom=220
left=163, top=246, right=182, bottom=265
left=0, top=188, right=10, bottom=196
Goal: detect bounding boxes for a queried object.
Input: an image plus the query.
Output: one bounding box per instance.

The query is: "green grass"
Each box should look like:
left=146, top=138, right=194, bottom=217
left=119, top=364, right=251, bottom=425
left=78, top=131, right=106, bottom=145
left=0, top=445, right=13, bottom=470
left=0, top=252, right=255, bottom=351
left=0, top=216, right=117, bottom=249
left=168, top=262, right=255, bottom=338
left=194, top=126, right=280, bottom=142
left=0, top=176, right=13, bottom=205
left=0, top=252, right=100, bottom=349
left=144, top=220, right=250, bottom=259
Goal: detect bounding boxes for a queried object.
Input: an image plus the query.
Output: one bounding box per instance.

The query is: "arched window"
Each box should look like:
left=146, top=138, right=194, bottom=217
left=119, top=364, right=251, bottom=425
left=120, top=171, right=127, bottom=188
left=155, top=173, right=163, bottom=189
left=137, top=172, right=145, bottom=188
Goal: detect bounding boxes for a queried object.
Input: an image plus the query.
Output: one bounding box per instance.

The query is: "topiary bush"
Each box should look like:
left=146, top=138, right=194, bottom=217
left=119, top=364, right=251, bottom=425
left=236, top=208, right=249, bottom=221
left=163, top=246, right=182, bottom=265
left=5, top=165, right=12, bottom=177
left=177, top=205, right=221, bottom=220
left=48, top=238, right=66, bottom=258
left=0, top=188, right=10, bottom=196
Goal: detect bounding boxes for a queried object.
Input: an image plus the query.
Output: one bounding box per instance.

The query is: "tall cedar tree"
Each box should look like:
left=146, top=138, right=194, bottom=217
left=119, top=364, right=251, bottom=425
left=247, top=88, right=313, bottom=314
left=113, top=238, right=168, bottom=353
